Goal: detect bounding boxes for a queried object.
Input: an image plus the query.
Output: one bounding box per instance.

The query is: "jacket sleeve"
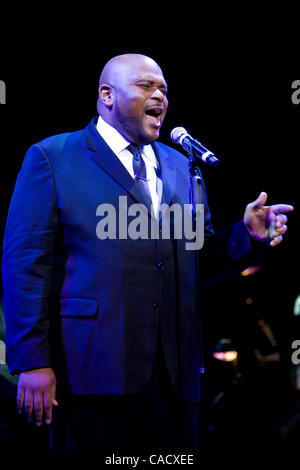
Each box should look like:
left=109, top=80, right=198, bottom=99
left=2, top=144, right=59, bottom=374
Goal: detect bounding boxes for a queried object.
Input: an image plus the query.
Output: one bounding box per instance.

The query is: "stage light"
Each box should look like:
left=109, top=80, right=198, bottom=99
left=211, top=339, right=238, bottom=363
left=212, top=351, right=238, bottom=362
left=240, top=265, right=263, bottom=277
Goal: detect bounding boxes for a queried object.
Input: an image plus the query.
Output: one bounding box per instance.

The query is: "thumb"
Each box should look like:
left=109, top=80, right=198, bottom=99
left=252, top=191, right=268, bottom=208
left=52, top=383, right=58, bottom=407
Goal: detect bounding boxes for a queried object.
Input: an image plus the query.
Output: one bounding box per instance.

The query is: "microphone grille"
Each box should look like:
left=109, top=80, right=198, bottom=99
left=170, top=127, right=188, bottom=145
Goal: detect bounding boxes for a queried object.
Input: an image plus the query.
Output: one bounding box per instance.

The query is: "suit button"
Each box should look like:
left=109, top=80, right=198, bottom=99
left=157, top=261, right=163, bottom=269
left=153, top=303, right=159, bottom=311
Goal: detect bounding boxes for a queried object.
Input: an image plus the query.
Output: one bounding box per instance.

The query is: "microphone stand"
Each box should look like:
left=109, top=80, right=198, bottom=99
left=185, top=143, right=207, bottom=409
left=186, top=142, right=202, bottom=224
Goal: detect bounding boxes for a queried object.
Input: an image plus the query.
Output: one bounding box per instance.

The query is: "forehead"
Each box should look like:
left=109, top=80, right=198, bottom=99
left=122, top=58, right=167, bottom=86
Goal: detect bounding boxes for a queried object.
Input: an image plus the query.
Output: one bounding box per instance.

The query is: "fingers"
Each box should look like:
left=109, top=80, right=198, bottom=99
left=274, top=226, right=288, bottom=238
left=21, top=388, right=44, bottom=426
left=272, top=214, right=288, bottom=237
left=33, top=391, right=44, bottom=427
left=52, top=381, right=58, bottom=408
left=269, top=214, right=289, bottom=246
left=24, top=388, right=34, bottom=422
left=269, top=212, right=290, bottom=242
left=17, top=385, right=25, bottom=415
left=270, top=235, right=283, bottom=247
left=43, top=382, right=58, bottom=425
left=251, top=192, right=294, bottom=215
left=276, top=214, right=288, bottom=225
left=271, top=204, right=294, bottom=215
left=21, top=390, right=55, bottom=426
left=273, top=224, right=288, bottom=237
left=43, top=389, right=54, bottom=426
left=17, top=376, right=58, bottom=426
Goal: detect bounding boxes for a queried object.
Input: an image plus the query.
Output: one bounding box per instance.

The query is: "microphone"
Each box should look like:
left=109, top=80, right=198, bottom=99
left=170, top=127, right=220, bottom=167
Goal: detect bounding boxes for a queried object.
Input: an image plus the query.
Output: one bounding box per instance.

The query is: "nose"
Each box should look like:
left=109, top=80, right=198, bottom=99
left=151, top=87, right=166, bottom=102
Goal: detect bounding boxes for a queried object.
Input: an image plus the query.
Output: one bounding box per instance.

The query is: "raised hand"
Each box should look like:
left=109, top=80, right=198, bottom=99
left=243, top=192, right=294, bottom=247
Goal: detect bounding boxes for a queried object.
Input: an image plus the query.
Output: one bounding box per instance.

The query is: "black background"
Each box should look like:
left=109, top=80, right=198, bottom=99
left=0, top=14, right=299, bottom=454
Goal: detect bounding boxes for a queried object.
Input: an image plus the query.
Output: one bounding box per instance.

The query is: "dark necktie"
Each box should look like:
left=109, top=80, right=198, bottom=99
left=127, top=144, right=153, bottom=209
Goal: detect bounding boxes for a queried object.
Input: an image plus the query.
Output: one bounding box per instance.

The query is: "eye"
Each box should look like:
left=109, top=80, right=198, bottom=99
left=136, top=82, right=168, bottom=97
left=138, top=83, right=152, bottom=90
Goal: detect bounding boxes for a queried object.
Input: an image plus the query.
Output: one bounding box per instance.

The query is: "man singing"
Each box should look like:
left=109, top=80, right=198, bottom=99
left=2, top=53, right=293, bottom=450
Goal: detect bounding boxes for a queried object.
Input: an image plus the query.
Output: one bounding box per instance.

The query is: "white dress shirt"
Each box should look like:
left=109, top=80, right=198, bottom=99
left=96, top=116, right=162, bottom=217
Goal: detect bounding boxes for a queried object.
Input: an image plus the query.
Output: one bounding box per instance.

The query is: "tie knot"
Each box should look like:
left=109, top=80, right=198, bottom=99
left=127, top=144, right=142, bottom=161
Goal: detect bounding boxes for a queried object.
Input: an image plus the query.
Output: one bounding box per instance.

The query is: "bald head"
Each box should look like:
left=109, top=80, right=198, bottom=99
left=99, top=54, right=163, bottom=87
left=97, top=53, right=168, bottom=145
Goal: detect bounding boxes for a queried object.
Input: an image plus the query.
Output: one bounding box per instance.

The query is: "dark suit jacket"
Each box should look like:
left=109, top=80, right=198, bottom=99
left=2, top=117, right=256, bottom=402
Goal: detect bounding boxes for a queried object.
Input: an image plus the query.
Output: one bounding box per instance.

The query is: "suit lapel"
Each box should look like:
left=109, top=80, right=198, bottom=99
left=85, top=118, right=177, bottom=221
left=86, top=118, right=153, bottom=213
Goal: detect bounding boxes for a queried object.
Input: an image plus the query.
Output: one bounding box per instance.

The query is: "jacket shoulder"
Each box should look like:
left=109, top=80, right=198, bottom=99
left=32, top=128, right=85, bottom=157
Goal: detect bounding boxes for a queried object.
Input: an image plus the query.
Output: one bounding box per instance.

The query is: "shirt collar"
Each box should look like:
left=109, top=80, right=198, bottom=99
left=96, top=115, right=130, bottom=155
left=96, top=115, right=157, bottom=169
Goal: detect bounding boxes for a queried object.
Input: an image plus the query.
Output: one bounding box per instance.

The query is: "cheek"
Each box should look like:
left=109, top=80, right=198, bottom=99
left=117, top=92, right=145, bottom=117
left=130, top=97, right=147, bottom=117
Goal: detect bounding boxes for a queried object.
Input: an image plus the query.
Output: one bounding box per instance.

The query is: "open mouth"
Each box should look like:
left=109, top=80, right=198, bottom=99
left=145, top=107, right=163, bottom=128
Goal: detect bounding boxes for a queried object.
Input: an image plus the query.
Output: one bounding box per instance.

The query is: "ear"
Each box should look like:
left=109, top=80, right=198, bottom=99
left=99, top=84, right=113, bottom=108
